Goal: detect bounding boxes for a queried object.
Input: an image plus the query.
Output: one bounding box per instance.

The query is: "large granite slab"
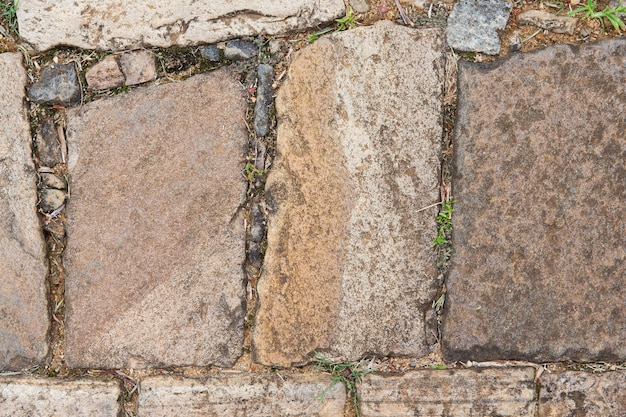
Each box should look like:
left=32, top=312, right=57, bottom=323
left=17, top=0, right=345, bottom=51
left=0, top=53, right=48, bottom=371
left=0, top=377, right=120, bottom=417
left=359, top=368, right=537, bottom=416
left=253, top=21, right=444, bottom=366
left=138, top=374, right=345, bottom=416
left=64, top=69, right=247, bottom=368
left=539, top=371, right=626, bottom=416
left=443, top=39, right=626, bottom=362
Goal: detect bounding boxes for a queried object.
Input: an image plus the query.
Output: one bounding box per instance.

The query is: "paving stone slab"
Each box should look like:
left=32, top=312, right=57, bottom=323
left=138, top=374, right=345, bottom=416
left=539, top=371, right=626, bottom=416
left=253, top=21, right=443, bottom=366
left=0, top=376, right=121, bottom=417
left=359, top=368, right=537, bottom=416
left=443, top=39, right=626, bottom=362
left=64, top=69, right=247, bottom=368
left=17, top=0, right=345, bottom=51
left=0, top=53, right=48, bottom=371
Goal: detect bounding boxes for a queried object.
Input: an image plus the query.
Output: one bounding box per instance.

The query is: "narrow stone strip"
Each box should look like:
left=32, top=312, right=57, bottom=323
left=359, top=368, right=537, bottom=416
left=17, top=0, right=346, bottom=51
left=138, top=374, right=345, bottom=416
left=0, top=376, right=121, bottom=416
left=0, top=52, right=48, bottom=371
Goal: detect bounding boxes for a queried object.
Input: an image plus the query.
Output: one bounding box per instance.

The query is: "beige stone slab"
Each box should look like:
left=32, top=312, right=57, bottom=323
left=138, top=374, right=345, bottom=417
left=253, top=21, right=443, bottom=366
left=17, top=0, right=345, bottom=51
left=0, top=376, right=121, bottom=417
left=539, top=371, right=626, bottom=416
left=443, top=38, right=626, bottom=362
left=0, top=53, right=48, bottom=371
left=64, top=69, right=247, bottom=368
left=359, top=368, right=537, bottom=416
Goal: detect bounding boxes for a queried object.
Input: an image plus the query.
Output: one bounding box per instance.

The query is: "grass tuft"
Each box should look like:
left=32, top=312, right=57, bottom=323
left=567, top=0, right=626, bottom=32
left=313, top=352, right=372, bottom=417
left=1, top=0, right=19, bottom=36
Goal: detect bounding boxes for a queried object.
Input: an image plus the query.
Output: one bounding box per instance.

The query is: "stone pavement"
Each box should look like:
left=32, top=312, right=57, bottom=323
left=1, top=1, right=625, bottom=415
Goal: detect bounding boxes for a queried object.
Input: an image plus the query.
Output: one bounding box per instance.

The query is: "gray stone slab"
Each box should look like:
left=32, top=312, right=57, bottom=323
left=138, top=374, right=345, bottom=417
left=64, top=69, right=248, bottom=368
left=446, top=0, right=512, bottom=55
left=443, top=39, right=626, bottom=362
left=539, top=371, right=626, bottom=416
left=17, top=0, right=345, bottom=51
left=252, top=21, right=443, bottom=366
left=0, top=52, right=48, bottom=371
left=0, top=376, right=121, bottom=417
left=359, top=368, right=537, bottom=416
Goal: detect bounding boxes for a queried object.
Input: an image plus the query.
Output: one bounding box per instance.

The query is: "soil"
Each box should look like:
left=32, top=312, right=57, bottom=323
left=1, top=2, right=625, bottom=416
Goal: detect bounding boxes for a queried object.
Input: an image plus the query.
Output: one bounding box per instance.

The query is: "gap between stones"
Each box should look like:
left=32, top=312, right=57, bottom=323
left=16, top=16, right=626, bottom=417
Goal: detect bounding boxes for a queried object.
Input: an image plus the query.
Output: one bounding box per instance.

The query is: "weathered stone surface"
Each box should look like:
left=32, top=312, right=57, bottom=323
left=443, top=39, right=626, bottom=362
left=254, top=64, right=275, bottom=137
left=118, top=50, right=157, bottom=86
left=85, top=55, right=124, bottom=91
left=138, top=374, right=345, bottom=416
left=28, top=62, right=81, bottom=106
left=446, top=0, right=512, bottom=55
left=359, top=368, right=537, bottom=416
left=64, top=69, right=248, bottom=368
left=253, top=21, right=443, bottom=366
left=517, top=10, right=577, bottom=34
left=34, top=118, right=63, bottom=167
left=539, top=371, right=626, bottom=416
left=0, top=376, right=121, bottom=416
left=0, top=53, right=48, bottom=371
left=224, top=40, right=258, bottom=61
left=17, top=0, right=346, bottom=51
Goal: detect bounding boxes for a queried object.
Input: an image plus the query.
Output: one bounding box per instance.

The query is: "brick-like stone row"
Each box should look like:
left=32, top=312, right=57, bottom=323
left=443, top=38, right=626, bottom=362
left=252, top=21, right=444, bottom=366
left=0, top=53, right=48, bottom=371
left=17, top=0, right=346, bottom=51
left=0, top=376, right=121, bottom=416
left=359, top=368, right=537, bottom=416
left=137, top=374, right=345, bottom=416
left=64, top=68, right=248, bottom=369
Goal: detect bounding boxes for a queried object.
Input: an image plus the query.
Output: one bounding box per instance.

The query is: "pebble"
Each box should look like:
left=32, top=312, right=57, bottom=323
left=200, top=45, right=221, bottom=62
left=254, top=64, right=275, bottom=137
left=446, top=0, right=512, bottom=55
left=224, top=40, right=258, bottom=60
left=40, top=173, right=67, bottom=190
left=85, top=55, right=124, bottom=90
left=35, top=118, right=63, bottom=167
left=40, top=188, right=67, bottom=212
left=248, top=241, right=263, bottom=269
left=349, top=0, right=370, bottom=13
left=119, top=50, right=157, bottom=86
left=517, top=10, right=577, bottom=34
left=28, top=62, right=81, bottom=106
left=250, top=203, right=265, bottom=243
